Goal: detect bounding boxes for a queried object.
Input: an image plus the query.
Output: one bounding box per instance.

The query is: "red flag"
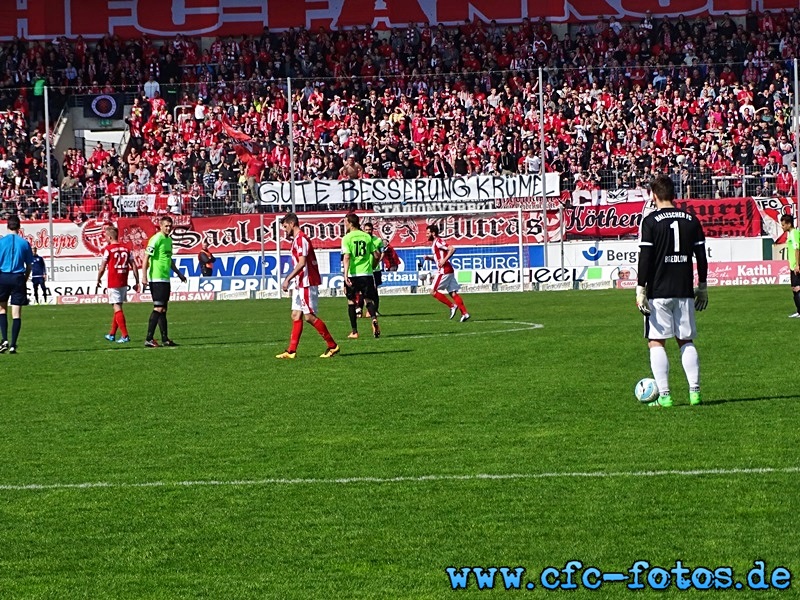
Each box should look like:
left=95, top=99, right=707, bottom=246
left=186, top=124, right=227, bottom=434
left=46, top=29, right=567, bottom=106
left=234, top=143, right=253, bottom=163
left=221, top=121, right=252, bottom=142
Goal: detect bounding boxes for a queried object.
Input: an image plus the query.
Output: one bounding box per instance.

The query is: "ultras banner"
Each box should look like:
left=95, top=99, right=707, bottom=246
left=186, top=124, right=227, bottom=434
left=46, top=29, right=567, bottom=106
left=117, top=211, right=563, bottom=255
left=564, top=198, right=763, bottom=239
left=257, top=174, right=561, bottom=208
left=117, top=198, right=763, bottom=257
left=0, top=1, right=788, bottom=40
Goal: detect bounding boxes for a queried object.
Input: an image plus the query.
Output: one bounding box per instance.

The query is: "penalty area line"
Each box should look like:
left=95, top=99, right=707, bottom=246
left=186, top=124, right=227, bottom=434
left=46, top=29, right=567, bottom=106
left=1, top=466, right=798, bottom=492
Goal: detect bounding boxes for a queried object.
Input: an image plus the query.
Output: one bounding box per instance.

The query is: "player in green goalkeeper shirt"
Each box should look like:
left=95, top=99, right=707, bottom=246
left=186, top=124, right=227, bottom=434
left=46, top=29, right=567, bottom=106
left=142, top=216, right=187, bottom=347
left=781, top=214, right=800, bottom=318
left=341, top=213, right=382, bottom=339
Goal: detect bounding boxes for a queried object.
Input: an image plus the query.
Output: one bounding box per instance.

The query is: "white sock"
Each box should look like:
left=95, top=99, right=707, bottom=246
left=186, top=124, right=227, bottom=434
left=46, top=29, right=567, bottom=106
left=680, top=343, right=700, bottom=392
left=649, top=346, right=670, bottom=396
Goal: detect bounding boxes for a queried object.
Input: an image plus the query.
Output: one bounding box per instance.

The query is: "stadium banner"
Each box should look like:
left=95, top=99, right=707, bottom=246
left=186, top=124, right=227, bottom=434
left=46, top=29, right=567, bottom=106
left=55, top=290, right=215, bottom=304
left=705, top=261, right=790, bottom=286
left=0, top=1, right=782, bottom=40
left=563, top=202, right=646, bottom=238
left=467, top=267, right=589, bottom=286
left=114, top=194, right=157, bottom=215
left=554, top=238, right=764, bottom=267
left=118, top=211, right=559, bottom=254
left=0, top=219, right=108, bottom=258
left=83, top=94, right=125, bottom=119
left=571, top=188, right=651, bottom=206
left=564, top=198, right=763, bottom=239
left=674, top=198, right=763, bottom=238
left=257, top=174, right=560, bottom=207
left=754, top=196, right=795, bottom=243
left=373, top=196, right=565, bottom=214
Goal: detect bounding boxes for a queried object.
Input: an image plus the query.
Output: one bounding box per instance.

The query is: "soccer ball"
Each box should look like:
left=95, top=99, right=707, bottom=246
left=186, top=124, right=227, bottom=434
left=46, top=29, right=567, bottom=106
left=634, top=378, right=659, bottom=403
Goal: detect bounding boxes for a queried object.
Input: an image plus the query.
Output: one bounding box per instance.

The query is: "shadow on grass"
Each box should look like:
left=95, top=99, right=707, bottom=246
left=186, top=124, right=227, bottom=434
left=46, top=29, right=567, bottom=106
left=49, top=339, right=273, bottom=352
left=702, top=395, right=800, bottom=406
left=337, top=349, right=413, bottom=357
left=378, top=312, right=439, bottom=317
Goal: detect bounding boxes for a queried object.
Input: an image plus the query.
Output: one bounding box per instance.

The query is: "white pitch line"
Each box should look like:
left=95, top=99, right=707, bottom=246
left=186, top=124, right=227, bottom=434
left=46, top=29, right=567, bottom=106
left=63, top=321, right=544, bottom=352
left=1, top=466, right=798, bottom=492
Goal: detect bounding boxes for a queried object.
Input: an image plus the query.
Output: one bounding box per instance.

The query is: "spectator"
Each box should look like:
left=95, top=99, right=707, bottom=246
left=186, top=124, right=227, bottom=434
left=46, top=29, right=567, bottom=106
left=144, top=74, right=161, bottom=100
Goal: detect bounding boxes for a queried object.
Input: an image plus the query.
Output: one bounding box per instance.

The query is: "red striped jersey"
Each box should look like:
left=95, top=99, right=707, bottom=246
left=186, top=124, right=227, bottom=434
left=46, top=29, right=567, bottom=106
left=431, top=237, right=454, bottom=274
left=291, top=230, right=321, bottom=287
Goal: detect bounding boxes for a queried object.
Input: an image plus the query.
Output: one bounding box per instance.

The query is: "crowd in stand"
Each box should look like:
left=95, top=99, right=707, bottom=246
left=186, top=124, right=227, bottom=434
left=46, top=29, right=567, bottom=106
left=2, top=8, right=800, bottom=219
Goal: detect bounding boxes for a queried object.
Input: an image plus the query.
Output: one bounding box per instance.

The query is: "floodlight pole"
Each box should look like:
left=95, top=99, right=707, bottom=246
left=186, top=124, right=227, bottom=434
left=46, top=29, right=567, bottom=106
left=795, top=59, right=799, bottom=220
left=287, top=77, right=295, bottom=213
left=45, top=85, right=54, bottom=280
left=539, top=67, right=548, bottom=267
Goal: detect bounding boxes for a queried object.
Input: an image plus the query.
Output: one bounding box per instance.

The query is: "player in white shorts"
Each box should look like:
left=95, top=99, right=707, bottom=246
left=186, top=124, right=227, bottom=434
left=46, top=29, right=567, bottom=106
left=96, top=226, right=139, bottom=343
left=424, top=224, right=470, bottom=321
left=291, top=285, right=319, bottom=315
left=276, top=213, right=339, bottom=359
left=636, top=175, right=708, bottom=408
left=646, top=298, right=696, bottom=341
left=107, top=287, right=128, bottom=305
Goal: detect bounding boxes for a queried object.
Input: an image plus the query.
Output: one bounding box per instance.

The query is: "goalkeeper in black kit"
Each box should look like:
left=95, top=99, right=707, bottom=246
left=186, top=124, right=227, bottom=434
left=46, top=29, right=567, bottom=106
left=635, top=174, right=708, bottom=408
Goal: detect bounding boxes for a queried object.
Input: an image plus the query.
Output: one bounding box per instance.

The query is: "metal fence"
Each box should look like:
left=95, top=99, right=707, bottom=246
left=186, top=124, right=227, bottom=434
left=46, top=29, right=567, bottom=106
left=4, top=56, right=800, bottom=222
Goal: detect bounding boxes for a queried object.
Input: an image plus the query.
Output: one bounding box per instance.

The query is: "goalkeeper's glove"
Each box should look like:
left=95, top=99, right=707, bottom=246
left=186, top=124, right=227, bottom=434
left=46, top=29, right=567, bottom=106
left=694, top=282, right=708, bottom=311
left=635, top=285, right=650, bottom=316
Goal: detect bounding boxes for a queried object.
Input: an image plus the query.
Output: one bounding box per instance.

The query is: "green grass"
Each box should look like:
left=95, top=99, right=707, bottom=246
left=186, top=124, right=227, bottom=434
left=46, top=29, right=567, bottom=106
left=0, top=287, right=798, bottom=598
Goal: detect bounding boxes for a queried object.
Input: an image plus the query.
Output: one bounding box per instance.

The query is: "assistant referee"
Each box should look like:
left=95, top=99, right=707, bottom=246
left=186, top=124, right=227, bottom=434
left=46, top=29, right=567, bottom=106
left=0, top=215, right=34, bottom=354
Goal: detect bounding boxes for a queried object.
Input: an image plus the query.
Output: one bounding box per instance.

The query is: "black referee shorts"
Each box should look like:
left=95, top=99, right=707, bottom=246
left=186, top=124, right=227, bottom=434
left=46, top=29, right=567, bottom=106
left=149, top=281, right=171, bottom=307
left=345, top=275, right=378, bottom=303
left=0, top=272, right=27, bottom=306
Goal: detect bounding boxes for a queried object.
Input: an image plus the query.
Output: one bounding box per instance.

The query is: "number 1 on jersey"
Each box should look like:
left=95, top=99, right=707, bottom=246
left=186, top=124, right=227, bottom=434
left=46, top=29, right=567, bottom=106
left=670, top=221, right=680, bottom=253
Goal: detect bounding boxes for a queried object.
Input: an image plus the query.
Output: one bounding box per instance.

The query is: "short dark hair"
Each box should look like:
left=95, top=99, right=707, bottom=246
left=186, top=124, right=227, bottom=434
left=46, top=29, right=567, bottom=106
left=427, top=224, right=440, bottom=236
left=780, top=214, right=794, bottom=226
left=650, top=174, right=675, bottom=203
left=363, top=222, right=374, bottom=231
left=6, top=215, right=20, bottom=231
left=281, top=212, right=299, bottom=227
left=160, top=216, right=173, bottom=225
left=346, top=212, right=360, bottom=228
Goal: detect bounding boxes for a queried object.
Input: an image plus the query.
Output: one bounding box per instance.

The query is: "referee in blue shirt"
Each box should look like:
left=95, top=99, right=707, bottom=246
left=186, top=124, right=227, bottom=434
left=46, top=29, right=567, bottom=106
left=0, top=216, right=34, bottom=354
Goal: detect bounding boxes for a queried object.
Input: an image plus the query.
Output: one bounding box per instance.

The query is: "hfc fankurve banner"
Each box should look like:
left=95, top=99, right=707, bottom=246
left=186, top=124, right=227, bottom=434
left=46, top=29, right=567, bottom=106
left=0, top=0, right=792, bottom=40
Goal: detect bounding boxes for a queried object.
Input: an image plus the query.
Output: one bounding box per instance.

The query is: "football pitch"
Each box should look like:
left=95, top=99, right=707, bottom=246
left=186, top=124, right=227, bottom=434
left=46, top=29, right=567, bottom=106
left=1, top=286, right=798, bottom=598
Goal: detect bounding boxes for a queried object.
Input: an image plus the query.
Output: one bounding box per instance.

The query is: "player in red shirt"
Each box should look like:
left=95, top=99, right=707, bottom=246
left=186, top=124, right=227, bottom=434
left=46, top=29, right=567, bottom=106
left=423, top=224, right=470, bottom=322
left=96, top=226, right=140, bottom=343
left=276, top=213, right=339, bottom=359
